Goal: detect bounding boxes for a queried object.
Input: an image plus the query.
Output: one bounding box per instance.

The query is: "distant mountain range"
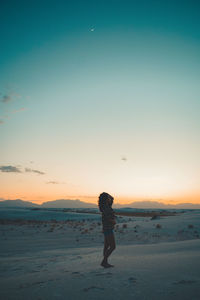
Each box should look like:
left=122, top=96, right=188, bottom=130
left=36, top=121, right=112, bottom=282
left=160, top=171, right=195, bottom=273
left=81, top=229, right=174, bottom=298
left=41, top=199, right=96, bottom=208
left=113, top=201, right=200, bottom=209
left=0, top=199, right=200, bottom=209
left=0, top=199, right=39, bottom=208
left=0, top=199, right=96, bottom=208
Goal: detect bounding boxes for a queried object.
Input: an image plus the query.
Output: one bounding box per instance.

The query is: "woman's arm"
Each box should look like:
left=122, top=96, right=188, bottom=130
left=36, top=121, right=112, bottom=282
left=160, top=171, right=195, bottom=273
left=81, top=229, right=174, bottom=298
left=110, top=218, right=116, bottom=225
left=102, top=205, right=116, bottom=224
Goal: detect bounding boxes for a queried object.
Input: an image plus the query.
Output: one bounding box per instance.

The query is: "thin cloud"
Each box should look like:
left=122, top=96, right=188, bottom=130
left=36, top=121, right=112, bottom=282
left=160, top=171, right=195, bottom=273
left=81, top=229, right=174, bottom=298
left=11, top=107, right=26, bottom=114
left=0, top=114, right=10, bottom=123
left=0, top=108, right=26, bottom=125
left=25, top=168, right=45, bottom=175
left=46, top=181, right=66, bottom=184
left=121, top=156, right=127, bottom=162
left=1, top=95, right=12, bottom=103
left=0, top=90, right=25, bottom=124
left=0, top=165, right=45, bottom=175
left=0, top=165, right=21, bottom=173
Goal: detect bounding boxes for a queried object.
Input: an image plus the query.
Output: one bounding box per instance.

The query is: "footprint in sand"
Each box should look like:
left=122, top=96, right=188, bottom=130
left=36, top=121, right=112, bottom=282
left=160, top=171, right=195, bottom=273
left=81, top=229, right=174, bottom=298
left=71, top=271, right=84, bottom=277
left=173, top=279, right=197, bottom=285
left=127, top=277, right=137, bottom=284
left=83, top=286, right=105, bottom=292
left=70, top=255, right=82, bottom=260
left=11, top=267, right=22, bottom=271
left=36, top=264, right=47, bottom=268
left=32, top=281, right=46, bottom=285
left=95, top=272, right=113, bottom=277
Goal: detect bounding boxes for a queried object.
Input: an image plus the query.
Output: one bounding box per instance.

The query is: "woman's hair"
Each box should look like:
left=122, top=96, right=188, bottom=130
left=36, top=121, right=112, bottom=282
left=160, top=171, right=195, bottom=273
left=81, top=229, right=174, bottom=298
left=98, top=192, right=114, bottom=212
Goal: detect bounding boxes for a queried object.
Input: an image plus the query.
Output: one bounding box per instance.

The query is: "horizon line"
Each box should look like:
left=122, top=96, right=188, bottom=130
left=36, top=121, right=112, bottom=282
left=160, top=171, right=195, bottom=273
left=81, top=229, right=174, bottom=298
left=1, top=198, right=200, bottom=206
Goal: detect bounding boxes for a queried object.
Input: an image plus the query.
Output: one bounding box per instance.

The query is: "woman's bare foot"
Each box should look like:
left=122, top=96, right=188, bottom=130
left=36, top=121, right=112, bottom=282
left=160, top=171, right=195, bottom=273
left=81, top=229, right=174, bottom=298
left=101, top=260, right=114, bottom=268
left=106, top=263, right=114, bottom=267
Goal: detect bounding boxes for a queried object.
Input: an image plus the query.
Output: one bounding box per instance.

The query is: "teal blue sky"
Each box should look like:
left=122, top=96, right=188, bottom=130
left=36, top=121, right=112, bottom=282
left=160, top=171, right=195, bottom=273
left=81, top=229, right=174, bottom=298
left=0, top=0, right=200, bottom=203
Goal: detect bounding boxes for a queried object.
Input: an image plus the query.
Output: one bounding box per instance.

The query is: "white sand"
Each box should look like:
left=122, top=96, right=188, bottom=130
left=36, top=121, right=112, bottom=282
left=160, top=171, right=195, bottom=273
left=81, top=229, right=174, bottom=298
left=0, top=210, right=200, bottom=299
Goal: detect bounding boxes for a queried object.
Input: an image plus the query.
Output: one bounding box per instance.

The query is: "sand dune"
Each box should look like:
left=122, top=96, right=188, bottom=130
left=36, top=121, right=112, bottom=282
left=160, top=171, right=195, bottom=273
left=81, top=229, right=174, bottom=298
left=0, top=209, right=200, bottom=299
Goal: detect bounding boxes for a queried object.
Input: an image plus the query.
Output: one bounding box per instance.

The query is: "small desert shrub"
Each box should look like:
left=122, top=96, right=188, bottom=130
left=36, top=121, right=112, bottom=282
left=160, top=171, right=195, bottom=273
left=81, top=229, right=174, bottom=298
left=151, top=215, right=160, bottom=220
left=156, top=224, right=162, bottom=229
left=47, top=227, right=54, bottom=232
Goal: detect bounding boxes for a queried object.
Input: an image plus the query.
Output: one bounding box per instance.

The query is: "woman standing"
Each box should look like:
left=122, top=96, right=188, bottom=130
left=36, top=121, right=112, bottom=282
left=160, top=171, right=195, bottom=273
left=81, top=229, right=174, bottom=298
left=98, top=192, right=116, bottom=268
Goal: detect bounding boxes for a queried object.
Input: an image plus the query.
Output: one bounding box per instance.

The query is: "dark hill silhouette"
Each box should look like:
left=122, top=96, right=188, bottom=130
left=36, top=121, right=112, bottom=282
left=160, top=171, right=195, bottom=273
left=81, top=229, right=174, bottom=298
left=0, top=199, right=200, bottom=209
left=41, top=199, right=96, bottom=208
left=0, top=198, right=96, bottom=208
left=113, top=200, right=200, bottom=209
left=0, top=199, right=39, bottom=207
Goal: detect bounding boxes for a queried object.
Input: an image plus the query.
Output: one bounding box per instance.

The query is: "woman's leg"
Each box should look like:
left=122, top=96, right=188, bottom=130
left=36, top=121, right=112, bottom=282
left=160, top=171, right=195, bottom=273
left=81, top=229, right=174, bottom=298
left=104, top=233, right=116, bottom=260
left=101, top=233, right=116, bottom=267
left=103, top=235, right=110, bottom=256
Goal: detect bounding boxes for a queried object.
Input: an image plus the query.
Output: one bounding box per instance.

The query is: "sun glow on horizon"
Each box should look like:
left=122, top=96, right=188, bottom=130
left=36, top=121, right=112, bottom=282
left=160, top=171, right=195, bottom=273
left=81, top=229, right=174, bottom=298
left=1, top=191, right=200, bottom=206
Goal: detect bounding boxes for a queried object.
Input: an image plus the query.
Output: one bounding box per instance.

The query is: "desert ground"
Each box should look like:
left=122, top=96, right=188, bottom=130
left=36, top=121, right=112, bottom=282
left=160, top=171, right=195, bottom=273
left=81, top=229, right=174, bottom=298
left=0, top=209, right=200, bottom=300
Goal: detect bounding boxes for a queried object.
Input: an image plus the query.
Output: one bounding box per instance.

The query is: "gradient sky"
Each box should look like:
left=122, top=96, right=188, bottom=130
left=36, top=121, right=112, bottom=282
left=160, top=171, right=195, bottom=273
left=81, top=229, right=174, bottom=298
left=0, top=0, right=200, bottom=205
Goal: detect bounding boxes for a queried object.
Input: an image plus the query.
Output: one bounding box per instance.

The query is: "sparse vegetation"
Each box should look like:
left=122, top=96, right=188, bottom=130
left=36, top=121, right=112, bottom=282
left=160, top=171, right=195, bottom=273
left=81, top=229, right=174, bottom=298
left=156, top=224, right=162, bottom=229
left=47, top=227, right=54, bottom=232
